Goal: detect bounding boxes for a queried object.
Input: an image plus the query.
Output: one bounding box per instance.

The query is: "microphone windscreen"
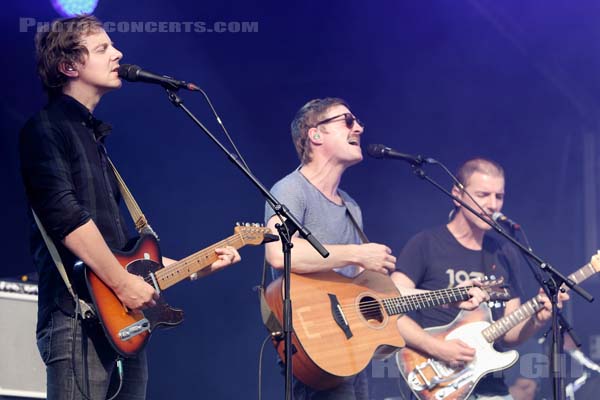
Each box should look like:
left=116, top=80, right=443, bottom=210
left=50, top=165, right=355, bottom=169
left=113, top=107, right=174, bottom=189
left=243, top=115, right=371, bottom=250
left=491, top=211, right=504, bottom=222
left=366, top=144, right=386, bottom=158
left=118, top=64, right=141, bottom=81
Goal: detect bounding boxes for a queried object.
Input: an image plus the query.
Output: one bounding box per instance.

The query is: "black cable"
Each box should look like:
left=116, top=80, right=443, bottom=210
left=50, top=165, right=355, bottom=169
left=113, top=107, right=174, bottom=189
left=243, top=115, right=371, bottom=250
left=258, top=334, right=273, bottom=400
left=71, top=299, right=124, bottom=400
left=196, top=87, right=252, bottom=173
left=106, top=358, right=124, bottom=400
left=71, top=300, right=93, bottom=400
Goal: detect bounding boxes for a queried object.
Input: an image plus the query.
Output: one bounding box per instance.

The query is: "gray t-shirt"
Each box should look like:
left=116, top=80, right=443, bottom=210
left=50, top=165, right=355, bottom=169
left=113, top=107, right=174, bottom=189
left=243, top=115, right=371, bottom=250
left=264, top=169, right=364, bottom=277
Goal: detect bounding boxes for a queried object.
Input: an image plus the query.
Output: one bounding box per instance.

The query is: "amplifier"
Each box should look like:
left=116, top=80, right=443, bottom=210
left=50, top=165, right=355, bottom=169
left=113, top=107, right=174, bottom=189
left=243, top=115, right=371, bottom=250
left=0, top=281, right=46, bottom=399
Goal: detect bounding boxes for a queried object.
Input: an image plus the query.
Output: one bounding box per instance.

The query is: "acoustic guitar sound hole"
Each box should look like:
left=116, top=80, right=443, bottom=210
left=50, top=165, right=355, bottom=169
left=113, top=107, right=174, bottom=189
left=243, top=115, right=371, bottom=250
left=358, top=296, right=384, bottom=324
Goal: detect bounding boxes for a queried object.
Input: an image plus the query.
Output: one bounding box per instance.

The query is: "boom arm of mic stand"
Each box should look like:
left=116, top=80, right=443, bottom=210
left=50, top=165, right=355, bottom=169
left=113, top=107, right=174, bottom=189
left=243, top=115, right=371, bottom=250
left=164, top=89, right=328, bottom=257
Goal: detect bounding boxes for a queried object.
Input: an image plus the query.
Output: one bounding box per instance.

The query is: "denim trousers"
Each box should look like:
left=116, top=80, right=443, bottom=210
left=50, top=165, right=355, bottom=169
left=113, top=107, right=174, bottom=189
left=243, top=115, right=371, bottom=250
left=36, top=309, right=148, bottom=400
left=292, top=369, right=369, bottom=400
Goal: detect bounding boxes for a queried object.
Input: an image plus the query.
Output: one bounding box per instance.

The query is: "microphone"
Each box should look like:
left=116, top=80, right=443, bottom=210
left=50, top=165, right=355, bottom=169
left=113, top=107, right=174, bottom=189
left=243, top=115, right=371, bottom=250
left=492, top=211, right=521, bottom=230
left=118, top=64, right=200, bottom=91
left=367, top=144, right=433, bottom=165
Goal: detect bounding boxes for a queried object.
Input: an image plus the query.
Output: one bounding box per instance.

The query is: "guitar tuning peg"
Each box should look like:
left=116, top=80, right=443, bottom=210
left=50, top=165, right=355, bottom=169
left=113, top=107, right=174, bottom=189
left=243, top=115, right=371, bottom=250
left=235, top=222, right=240, bottom=226
left=489, top=275, right=497, bottom=281
left=245, top=222, right=251, bottom=227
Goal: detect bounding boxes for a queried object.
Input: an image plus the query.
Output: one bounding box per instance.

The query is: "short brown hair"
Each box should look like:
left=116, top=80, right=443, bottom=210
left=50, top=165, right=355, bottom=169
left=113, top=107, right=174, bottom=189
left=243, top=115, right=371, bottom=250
left=35, top=15, right=104, bottom=97
left=291, top=97, right=348, bottom=164
left=456, top=157, right=504, bottom=187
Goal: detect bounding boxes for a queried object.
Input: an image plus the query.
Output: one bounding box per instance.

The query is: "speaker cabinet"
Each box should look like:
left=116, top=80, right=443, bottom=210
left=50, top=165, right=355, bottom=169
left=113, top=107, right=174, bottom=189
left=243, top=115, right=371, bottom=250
left=0, top=291, right=46, bottom=398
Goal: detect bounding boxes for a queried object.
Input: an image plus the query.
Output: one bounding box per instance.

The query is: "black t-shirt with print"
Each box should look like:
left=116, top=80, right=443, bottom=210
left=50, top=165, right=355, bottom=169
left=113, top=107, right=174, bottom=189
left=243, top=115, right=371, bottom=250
left=396, top=225, right=526, bottom=395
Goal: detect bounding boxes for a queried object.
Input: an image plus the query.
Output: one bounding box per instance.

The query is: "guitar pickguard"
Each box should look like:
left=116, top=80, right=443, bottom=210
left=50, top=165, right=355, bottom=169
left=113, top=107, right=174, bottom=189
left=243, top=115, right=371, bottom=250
left=399, top=319, right=519, bottom=400
left=125, top=259, right=184, bottom=333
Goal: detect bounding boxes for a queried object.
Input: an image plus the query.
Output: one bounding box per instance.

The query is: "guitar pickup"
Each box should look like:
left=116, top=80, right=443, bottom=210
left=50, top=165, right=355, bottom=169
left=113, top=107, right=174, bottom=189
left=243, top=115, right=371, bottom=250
left=119, top=318, right=150, bottom=341
left=328, top=293, right=353, bottom=339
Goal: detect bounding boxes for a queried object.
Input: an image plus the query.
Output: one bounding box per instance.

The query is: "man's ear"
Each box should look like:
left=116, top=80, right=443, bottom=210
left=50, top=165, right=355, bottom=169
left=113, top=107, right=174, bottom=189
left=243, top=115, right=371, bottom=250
left=59, top=62, right=78, bottom=78
left=307, top=127, right=323, bottom=144
left=451, top=184, right=463, bottom=209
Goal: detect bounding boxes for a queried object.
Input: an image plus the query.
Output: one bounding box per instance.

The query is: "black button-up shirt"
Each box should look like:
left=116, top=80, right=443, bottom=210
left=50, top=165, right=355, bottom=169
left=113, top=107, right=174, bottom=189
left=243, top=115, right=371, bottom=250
left=19, top=94, right=131, bottom=329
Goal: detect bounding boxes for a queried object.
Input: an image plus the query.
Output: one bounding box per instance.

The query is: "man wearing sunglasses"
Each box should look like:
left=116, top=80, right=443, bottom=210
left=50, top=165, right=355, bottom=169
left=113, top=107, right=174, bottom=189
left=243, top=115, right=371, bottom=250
left=263, top=98, right=395, bottom=399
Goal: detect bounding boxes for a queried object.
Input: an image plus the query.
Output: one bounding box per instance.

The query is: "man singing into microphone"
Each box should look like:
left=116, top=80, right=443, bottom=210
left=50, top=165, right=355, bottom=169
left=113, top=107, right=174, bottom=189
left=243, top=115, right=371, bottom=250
left=263, top=98, right=395, bottom=399
left=392, top=158, right=568, bottom=400
left=263, top=99, right=488, bottom=399
left=20, top=15, right=240, bottom=399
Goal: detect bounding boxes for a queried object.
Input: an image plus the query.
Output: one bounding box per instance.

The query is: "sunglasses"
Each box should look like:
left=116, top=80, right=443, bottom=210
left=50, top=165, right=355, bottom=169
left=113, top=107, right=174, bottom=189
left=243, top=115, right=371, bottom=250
left=315, top=113, right=364, bottom=129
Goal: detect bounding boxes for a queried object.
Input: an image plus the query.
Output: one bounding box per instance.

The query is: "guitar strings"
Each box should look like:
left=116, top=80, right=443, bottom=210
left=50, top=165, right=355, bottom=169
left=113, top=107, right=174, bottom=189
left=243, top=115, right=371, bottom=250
left=314, top=289, right=475, bottom=325
left=135, top=236, right=244, bottom=289
left=152, top=236, right=243, bottom=286
left=330, top=286, right=475, bottom=315
left=332, top=279, right=507, bottom=315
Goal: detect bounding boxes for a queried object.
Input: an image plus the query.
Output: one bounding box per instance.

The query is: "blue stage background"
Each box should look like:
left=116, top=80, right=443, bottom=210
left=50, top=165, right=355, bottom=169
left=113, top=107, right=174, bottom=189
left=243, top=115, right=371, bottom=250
left=2, top=1, right=599, bottom=399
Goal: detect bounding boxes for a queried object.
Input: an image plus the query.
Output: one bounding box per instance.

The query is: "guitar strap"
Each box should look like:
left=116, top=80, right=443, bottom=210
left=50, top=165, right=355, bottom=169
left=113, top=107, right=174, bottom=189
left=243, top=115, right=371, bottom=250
left=31, top=158, right=154, bottom=319
left=106, top=158, right=157, bottom=238
left=31, top=210, right=96, bottom=319
left=341, top=197, right=369, bottom=244
left=258, top=196, right=368, bottom=334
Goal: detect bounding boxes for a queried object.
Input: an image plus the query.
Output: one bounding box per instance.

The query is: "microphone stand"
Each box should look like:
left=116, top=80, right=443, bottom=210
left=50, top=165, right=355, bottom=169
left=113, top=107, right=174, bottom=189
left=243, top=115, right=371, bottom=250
left=403, top=160, right=593, bottom=400
left=163, top=87, right=329, bottom=400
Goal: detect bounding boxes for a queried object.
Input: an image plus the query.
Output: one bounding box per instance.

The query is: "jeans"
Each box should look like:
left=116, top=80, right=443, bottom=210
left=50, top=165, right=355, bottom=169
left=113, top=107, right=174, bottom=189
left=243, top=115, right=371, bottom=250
left=36, top=309, right=148, bottom=400
left=292, top=370, right=369, bottom=400
left=468, top=395, right=513, bottom=400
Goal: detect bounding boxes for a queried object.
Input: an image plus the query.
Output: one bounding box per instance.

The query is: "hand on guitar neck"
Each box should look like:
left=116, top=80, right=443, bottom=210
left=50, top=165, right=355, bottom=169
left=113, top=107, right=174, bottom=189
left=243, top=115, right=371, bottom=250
left=189, top=246, right=242, bottom=280
left=501, top=286, right=570, bottom=346
left=455, top=279, right=491, bottom=311
left=531, top=287, right=569, bottom=326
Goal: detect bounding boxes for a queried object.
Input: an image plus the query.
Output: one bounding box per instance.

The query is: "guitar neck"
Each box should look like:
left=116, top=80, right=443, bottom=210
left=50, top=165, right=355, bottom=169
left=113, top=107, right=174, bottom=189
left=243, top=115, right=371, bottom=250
left=154, top=234, right=244, bottom=290
left=482, top=261, right=596, bottom=342
left=383, top=286, right=474, bottom=316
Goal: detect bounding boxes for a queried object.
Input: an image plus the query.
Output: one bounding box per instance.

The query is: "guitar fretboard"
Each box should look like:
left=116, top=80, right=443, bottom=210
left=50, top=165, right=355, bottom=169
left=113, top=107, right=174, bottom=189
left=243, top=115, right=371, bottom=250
left=382, top=287, right=473, bottom=315
left=154, top=234, right=244, bottom=290
left=481, top=260, right=597, bottom=343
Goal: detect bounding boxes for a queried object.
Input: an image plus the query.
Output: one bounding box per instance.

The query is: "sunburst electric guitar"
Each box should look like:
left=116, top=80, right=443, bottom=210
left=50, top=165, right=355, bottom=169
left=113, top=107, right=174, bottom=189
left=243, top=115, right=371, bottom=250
left=81, top=224, right=276, bottom=357
left=396, top=252, right=600, bottom=400
left=265, top=271, right=509, bottom=390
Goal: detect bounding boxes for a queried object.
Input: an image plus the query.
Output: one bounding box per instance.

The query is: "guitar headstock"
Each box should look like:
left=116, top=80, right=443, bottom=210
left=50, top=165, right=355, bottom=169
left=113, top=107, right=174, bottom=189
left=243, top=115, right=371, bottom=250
left=235, top=222, right=279, bottom=245
left=590, top=251, right=600, bottom=273
left=479, top=276, right=511, bottom=301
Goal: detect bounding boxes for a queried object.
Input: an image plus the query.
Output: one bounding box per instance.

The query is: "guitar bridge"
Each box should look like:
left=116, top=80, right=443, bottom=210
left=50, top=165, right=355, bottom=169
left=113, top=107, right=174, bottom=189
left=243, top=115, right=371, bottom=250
left=408, top=359, right=456, bottom=391
left=328, top=293, right=353, bottom=339
left=119, top=318, right=150, bottom=341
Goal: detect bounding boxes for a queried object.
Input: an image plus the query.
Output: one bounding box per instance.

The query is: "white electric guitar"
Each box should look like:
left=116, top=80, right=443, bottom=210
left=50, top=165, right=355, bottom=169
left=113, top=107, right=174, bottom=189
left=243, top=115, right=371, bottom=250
left=396, top=252, right=600, bottom=400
